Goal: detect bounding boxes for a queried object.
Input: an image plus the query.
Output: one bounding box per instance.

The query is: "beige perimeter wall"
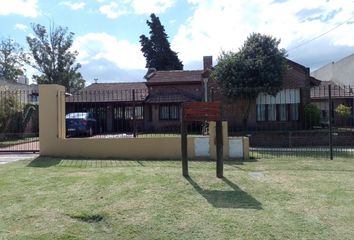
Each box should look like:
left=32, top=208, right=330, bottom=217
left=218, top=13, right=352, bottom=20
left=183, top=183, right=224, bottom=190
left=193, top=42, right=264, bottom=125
left=39, top=84, right=248, bottom=160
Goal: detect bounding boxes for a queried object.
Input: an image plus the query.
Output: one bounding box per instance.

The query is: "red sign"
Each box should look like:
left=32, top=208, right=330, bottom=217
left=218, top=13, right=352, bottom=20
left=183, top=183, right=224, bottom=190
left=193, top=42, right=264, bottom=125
left=183, top=101, right=221, bottom=121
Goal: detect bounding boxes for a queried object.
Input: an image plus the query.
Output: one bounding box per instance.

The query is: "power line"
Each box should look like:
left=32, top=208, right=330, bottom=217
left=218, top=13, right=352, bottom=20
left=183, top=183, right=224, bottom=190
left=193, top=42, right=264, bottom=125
left=287, top=14, right=354, bottom=52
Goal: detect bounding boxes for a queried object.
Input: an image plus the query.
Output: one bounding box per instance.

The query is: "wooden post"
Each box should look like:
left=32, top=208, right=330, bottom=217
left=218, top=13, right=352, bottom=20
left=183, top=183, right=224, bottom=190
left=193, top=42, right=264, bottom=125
left=216, top=120, right=223, bottom=178
left=181, top=107, right=188, bottom=177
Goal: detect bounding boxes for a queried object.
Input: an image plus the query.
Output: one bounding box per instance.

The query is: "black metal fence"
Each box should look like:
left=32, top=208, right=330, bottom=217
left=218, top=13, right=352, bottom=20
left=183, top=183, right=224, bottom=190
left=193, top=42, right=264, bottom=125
left=62, top=84, right=354, bottom=159
left=223, top=85, right=354, bottom=159
left=64, top=88, right=206, bottom=138
left=0, top=89, right=39, bottom=153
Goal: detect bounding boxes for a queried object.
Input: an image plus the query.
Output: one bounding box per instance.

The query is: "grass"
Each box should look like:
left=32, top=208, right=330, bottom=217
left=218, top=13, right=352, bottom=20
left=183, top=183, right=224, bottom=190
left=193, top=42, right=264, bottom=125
left=1, top=156, right=354, bottom=239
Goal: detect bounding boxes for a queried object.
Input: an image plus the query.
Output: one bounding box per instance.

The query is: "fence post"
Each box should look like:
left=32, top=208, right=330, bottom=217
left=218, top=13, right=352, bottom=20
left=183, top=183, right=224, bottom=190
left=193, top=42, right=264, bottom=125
left=132, top=89, right=137, bottom=138
left=328, top=85, right=333, bottom=160
left=181, top=106, right=188, bottom=177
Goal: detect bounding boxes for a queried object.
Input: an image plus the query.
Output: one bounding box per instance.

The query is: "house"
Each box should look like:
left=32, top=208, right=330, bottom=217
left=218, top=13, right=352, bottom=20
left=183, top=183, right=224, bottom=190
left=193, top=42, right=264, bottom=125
left=0, top=79, right=39, bottom=104
left=66, top=56, right=317, bottom=134
left=66, top=82, right=148, bottom=133
left=310, top=81, right=354, bottom=126
left=207, top=58, right=319, bottom=131
left=310, top=53, right=354, bottom=126
left=144, top=68, right=205, bottom=132
left=311, top=53, right=354, bottom=86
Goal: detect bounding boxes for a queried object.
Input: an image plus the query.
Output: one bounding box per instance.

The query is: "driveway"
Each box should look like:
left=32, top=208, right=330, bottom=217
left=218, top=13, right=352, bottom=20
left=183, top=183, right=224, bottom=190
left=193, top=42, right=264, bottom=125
left=0, top=141, right=39, bottom=152
left=0, top=154, right=39, bottom=165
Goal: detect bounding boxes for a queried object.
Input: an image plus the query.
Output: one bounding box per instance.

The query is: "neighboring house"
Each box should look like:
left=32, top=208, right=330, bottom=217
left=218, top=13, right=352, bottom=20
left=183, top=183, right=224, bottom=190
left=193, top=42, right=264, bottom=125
left=66, top=56, right=318, bottom=133
left=311, top=53, right=354, bottom=86
left=310, top=53, right=354, bottom=126
left=310, top=81, right=354, bottom=126
left=0, top=79, right=39, bottom=104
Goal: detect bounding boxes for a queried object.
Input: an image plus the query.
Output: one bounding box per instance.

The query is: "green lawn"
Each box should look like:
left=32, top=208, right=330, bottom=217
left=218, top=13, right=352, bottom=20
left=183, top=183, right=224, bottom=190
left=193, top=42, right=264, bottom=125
left=1, top=157, right=354, bottom=239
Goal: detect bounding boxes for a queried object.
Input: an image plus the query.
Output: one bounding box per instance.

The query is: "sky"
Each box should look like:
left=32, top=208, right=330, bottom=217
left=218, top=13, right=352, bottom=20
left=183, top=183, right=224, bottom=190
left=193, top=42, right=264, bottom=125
left=0, top=0, right=353, bottom=85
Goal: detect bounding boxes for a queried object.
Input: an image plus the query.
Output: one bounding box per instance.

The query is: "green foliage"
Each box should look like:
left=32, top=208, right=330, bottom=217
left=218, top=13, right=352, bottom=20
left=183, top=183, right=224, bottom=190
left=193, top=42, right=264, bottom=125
left=304, top=104, right=321, bottom=128
left=23, top=103, right=39, bottom=132
left=26, top=23, right=85, bottom=93
left=0, top=38, right=25, bottom=82
left=212, top=33, right=287, bottom=126
left=0, top=92, right=39, bottom=134
left=140, top=14, right=183, bottom=71
left=0, top=92, right=24, bottom=133
left=335, top=104, right=352, bottom=120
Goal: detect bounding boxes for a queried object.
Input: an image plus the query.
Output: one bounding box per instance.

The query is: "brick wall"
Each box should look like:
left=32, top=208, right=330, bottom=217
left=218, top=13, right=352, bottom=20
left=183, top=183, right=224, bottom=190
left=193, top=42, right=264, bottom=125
left=246, top=131, right=354, bottom=147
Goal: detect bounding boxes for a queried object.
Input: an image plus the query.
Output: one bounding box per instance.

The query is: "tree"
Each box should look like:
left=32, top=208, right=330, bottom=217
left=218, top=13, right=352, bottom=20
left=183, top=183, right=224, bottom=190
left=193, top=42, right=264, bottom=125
left=304, top=104, right=321, bottom=128
left=140, top=13, right=183, bottom=71
left=335, top=104, right=352, bottom=125
left=0, top=38, right=26, bottom=82
left=212, top=33, right=287, bottom=127
left=26, top=23, right=85, bottom=93
left=0, top=86, right=24, bottom=134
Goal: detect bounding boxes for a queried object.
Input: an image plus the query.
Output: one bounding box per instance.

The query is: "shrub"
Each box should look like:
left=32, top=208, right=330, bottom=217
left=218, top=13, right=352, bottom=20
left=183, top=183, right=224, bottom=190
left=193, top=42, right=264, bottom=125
left=304, top=104, right=320, bottom=128
left=335, top=104, right=352, bottom=126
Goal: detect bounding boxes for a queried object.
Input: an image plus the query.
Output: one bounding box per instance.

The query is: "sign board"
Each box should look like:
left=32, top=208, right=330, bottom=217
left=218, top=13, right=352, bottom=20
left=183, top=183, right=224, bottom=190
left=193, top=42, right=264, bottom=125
left=182, top=101, right=221, bottom=121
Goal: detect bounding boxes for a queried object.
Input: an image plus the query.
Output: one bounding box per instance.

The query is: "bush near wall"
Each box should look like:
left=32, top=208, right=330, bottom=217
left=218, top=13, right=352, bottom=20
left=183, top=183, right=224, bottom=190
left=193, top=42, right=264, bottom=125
left=304, top=104, right=321, bottom=129
left=0, top=94, right=38, bottom=136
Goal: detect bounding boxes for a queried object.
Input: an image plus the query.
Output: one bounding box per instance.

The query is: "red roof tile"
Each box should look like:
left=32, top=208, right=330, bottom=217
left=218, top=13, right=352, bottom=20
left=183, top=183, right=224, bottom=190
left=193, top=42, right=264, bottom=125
left=146, top=70, right=203, bottom=84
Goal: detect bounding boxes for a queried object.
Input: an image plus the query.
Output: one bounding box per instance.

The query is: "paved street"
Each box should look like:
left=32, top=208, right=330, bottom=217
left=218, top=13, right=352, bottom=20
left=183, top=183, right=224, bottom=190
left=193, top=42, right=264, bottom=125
left=0, top=154, right=39, bottom=165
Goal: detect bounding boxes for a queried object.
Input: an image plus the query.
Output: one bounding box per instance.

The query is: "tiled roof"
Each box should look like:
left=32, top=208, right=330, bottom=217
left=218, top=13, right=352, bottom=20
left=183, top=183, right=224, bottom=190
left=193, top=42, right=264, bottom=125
left=146, top=70, right=204, bottom=84
left=81, top=82, right=147, bottom=91
left=66, top=82, right=148, bottom=103
left=145, top=93, right=202, bottom=103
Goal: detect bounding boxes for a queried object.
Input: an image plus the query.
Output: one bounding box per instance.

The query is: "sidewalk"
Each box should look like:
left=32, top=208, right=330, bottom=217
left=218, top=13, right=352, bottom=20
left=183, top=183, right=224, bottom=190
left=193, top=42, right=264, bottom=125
left=0, top=154, right=39, bottom=165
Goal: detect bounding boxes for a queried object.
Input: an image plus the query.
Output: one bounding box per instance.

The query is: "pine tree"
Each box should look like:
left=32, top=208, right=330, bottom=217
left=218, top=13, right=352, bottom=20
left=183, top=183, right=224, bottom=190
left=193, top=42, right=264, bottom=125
left=140, top=14, right=183, bottom=70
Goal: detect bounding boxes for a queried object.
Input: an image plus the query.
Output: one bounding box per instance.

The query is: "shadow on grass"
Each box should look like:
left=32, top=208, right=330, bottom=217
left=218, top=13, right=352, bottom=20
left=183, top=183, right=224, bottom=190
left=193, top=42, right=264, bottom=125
left=185, top=176, right=262, bottom=209
left=27, top=157, right=62, bottom=168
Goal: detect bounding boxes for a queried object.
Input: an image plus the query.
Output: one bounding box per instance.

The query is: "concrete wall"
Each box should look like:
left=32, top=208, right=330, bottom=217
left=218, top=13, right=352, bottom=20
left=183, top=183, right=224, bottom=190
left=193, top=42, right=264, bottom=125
left=311, top=53, right=354, bottom=85
left=39, top=85, right=249, bottom=160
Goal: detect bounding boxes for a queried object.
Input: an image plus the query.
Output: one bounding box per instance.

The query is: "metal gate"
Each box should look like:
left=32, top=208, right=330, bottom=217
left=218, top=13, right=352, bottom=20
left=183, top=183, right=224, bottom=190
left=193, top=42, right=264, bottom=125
left=0, top=89, right=39, bottom=153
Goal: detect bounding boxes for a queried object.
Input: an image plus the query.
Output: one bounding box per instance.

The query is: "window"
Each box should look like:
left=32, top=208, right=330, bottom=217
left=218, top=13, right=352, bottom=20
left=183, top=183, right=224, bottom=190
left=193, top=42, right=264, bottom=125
left=256, top=104, right=266, bottom=121
left=135, top=106, right=144, bottom=120
left=290, top=104, right=299, bottom=121
left=279, top=104, right=288, bottom=121
left=114, top=107, right=124, bottom=119
left=169, top=105, right=179, bottom=120
left=268, top=104, right=276, bottom=121
left=30, top=95, right=39, bottom=103
left=121, top=106, right=144, bottom=120
left=256, top=89, right=300, bottom=122
left=160, top=105, right=170, bottom=120
left=159, top=104, right=180, bottom=120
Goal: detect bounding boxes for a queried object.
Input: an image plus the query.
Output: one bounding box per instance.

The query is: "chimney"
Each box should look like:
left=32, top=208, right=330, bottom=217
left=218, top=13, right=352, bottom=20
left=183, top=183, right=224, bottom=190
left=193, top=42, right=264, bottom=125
left=203, top=56, right=213, bottom=70
left=94, top=78, right=98, bottom=84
